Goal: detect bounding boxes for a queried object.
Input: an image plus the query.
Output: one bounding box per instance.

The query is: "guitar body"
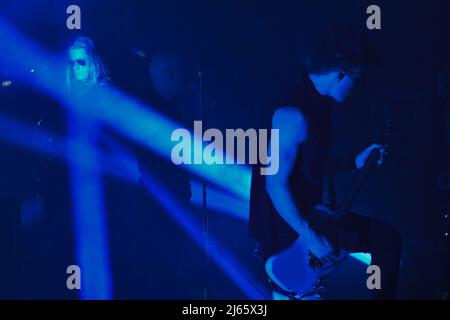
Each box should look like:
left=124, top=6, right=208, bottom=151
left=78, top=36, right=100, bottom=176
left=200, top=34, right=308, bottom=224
left=265, top=236, right=340, bottom=299
left=265, top=110, right=392, bottom=300
left=265, top=148, right=382, bottom=299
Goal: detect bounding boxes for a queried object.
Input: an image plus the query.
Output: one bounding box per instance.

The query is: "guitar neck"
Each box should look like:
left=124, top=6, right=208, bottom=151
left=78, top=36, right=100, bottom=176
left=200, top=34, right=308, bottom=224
left=335, top=149, right=380, bottom=221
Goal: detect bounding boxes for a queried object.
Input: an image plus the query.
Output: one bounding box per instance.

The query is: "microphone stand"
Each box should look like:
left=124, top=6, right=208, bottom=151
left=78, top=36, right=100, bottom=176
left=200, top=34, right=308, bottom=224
left=198, top=70, right=209, bottom=300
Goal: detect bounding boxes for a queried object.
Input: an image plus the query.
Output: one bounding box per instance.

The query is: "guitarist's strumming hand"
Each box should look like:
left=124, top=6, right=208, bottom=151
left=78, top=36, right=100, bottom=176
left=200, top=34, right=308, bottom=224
left=355, top=144, right=387, bottom=170
left=303, top=204, right=336, bottom=260
left=303, top=225, right=335, bottom=260
left=266, top=108, right=341, bottom=263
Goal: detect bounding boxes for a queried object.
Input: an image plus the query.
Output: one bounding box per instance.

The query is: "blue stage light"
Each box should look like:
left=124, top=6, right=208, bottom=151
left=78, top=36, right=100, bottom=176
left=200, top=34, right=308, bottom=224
left=0, top=16, right=371, bottom=301
left=349, top=252, right=371, bottom=266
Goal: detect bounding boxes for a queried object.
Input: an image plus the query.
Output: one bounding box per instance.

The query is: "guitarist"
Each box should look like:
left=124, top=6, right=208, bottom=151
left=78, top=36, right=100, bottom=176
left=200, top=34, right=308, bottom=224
left=249, top=29, right=402, bottom=300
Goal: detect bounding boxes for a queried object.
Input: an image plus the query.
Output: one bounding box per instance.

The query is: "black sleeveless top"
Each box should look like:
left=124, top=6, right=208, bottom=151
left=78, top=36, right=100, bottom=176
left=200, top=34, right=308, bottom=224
left=249, top=74, right=336, bottom=259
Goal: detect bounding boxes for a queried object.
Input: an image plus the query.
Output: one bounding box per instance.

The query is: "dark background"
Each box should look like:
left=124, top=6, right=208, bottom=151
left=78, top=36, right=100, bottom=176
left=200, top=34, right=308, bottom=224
left=0, top=0, right=449, bottom=299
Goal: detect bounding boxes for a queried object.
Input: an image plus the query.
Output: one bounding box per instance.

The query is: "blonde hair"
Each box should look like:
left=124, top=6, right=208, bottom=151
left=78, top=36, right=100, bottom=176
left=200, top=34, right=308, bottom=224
left=66, top=36, right=110, bottom=91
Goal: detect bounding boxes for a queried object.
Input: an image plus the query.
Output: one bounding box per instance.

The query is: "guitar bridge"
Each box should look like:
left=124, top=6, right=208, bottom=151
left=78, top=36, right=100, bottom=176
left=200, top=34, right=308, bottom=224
left=307, top=250, right=344, bottom=271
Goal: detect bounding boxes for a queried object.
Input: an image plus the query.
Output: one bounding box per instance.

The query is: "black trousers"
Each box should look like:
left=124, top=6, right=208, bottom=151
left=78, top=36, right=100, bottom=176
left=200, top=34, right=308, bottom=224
left=308, top=209, right=402, bottom=300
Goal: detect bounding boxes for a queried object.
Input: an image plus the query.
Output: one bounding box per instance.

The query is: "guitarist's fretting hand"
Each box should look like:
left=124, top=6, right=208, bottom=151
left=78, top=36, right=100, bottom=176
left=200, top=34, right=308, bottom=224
left=355, top=144, right=388, bottom=170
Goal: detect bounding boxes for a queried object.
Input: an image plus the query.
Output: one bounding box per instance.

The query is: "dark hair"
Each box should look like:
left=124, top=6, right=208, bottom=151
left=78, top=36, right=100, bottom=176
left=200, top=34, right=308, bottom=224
left=307, top=27, right=379, bottom=74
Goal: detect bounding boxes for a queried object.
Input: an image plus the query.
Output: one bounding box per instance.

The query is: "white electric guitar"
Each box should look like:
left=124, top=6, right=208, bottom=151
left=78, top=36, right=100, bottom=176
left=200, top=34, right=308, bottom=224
left=265, top=148, right=383, bottom=299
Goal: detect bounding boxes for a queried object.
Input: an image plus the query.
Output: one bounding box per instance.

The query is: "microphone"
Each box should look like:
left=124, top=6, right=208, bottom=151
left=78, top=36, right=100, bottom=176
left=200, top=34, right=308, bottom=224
left=131, top=48, right=148, bottom=59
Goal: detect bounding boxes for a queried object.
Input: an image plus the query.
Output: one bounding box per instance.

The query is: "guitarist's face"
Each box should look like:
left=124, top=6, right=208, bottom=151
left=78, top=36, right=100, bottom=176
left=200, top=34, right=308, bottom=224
left=330, top=68, right=363, bottom=103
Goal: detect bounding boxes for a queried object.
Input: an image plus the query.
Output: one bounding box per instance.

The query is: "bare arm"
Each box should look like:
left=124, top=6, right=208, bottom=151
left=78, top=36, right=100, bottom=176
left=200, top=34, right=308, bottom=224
left=265, top=106, right=309, bottom=236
